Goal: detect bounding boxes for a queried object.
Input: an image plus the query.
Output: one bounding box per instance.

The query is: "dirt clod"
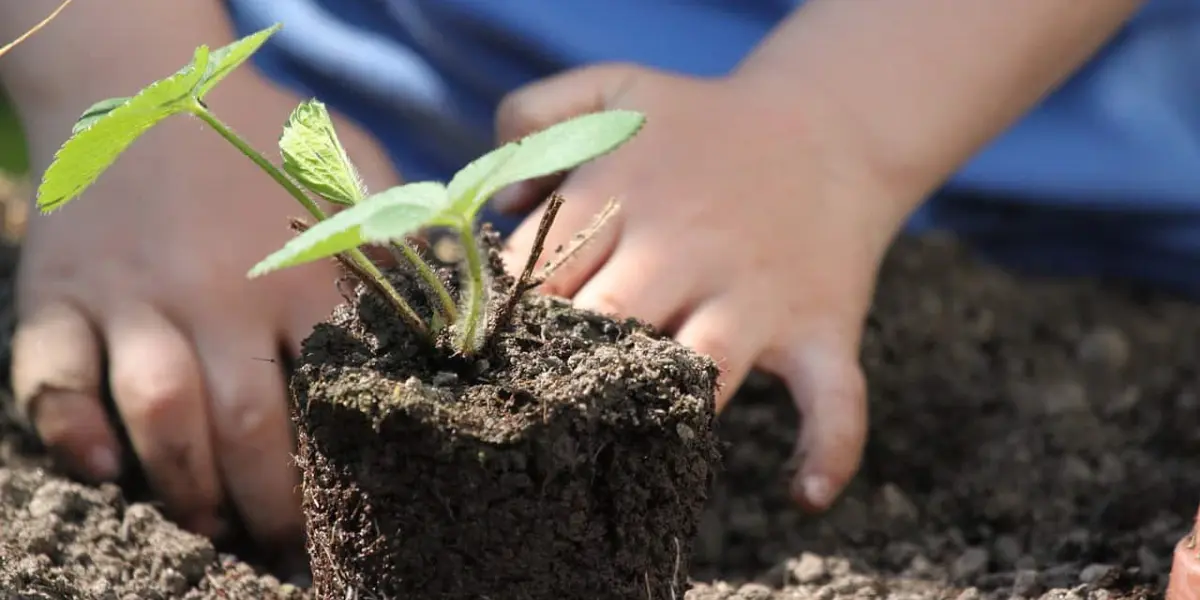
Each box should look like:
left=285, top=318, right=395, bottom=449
left=292, top=271, right=721, bottom=598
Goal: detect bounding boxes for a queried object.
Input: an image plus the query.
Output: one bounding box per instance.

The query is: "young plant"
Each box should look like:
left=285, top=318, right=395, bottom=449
left=34, top=23, right=644, bottom=356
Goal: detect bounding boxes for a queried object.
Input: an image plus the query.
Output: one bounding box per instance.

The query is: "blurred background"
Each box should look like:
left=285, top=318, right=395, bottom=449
left=0, top=85, right=29, bottom=241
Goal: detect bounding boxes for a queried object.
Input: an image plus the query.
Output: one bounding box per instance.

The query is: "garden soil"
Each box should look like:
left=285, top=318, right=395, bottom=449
left=292, top=281, right=721, bottom=599
left=0, top=233, right=1189, bottom=599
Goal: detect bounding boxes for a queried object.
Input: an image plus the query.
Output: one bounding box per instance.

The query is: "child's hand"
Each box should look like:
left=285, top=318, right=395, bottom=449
left=495, top=64, right=920, bottom=510
left=9, top=69, right=400, bottom=567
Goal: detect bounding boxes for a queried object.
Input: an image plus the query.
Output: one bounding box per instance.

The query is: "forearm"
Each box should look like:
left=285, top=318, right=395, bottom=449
left=734, top=0, right=1145, bottom=203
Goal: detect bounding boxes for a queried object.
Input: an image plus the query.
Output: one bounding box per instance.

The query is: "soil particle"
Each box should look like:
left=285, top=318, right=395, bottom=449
left=1014, top=569, right=1043, bottom=597
left=954, top=548, right=992, bottom=581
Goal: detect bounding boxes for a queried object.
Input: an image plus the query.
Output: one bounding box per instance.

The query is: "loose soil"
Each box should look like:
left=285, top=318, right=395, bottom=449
left=0, top=232, right=1189, bottom=599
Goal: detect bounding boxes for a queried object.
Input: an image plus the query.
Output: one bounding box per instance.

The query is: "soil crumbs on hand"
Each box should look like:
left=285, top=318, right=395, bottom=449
left=0, top=234, right=1189, bottom=599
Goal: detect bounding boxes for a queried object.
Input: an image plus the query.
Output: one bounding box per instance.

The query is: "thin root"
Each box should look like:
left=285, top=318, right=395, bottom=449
left=490, top=193, right=566, bottom=336
left=530, top=197, right=620, bottom=287
left=0, top=0, right=73, bottom=59
left=671, top=537, right=682, bottom=600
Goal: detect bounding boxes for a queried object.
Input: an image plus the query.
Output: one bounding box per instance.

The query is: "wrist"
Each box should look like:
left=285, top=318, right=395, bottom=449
left=722, top=67, right=933, bottom=230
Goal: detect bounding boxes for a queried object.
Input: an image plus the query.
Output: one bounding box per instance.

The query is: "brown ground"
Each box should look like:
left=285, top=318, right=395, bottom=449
left=0, top=229, right=1186, bottom=599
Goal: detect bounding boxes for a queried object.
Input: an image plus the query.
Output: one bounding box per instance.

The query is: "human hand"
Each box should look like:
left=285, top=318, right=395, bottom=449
left=494, top=64, right=922, bottom=510
left=10, top=73, right=399, bottom=565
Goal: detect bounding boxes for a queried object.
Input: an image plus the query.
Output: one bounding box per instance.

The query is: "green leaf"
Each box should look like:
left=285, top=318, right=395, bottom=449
left=445, top=142, right=519, bottom=212
left=72, top=97, right=131, bottom=134
left=248, top=181, right=449, bottom=277
left=446, top=109, right=645, bottom=219
left=36, top=46, right=212, bottom=213
left=195, top=23, right=281, bottom=99
left=279, top=99, right=365, bottom=206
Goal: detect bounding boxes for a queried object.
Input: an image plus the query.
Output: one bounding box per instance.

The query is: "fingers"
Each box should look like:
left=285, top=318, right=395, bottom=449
left=193, top=329, right=302, bottom=551
left=104, top=307, right=226, bottom=536
left=501, top=187, right=622, bottom=297
left=672, top=300, right=767, bottom=411
left=571, top=233, right=694, bottom=327
left=11, top=301, right=120, bottom=482
left=491, top=64, right=646, bottom=218
left=491, top=177, right=565, bottom=215
left=495, top=63, right=642, bottom=145
left=762, top=337, right=868, bottom=512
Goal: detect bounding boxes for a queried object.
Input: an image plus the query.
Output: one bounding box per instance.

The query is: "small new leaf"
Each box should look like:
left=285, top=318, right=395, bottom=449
left=446, top=109, right=644, bottom=219
left=195, top=23, right=281, bottom=99
left=36, top=46, right=212, bottom=213
left=279, top=99, right=365, bottom=206
left=249, top=181, right=449, bottom=277
left=72, top=97, right=131, bottom=134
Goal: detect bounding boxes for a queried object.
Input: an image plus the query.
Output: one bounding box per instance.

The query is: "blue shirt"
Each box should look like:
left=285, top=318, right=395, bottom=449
left=221, top=0, right=1200, bottom=296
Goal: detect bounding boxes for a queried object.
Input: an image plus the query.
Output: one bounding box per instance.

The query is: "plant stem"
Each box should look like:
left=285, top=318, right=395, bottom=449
left=189, top=102, right=428, bottom=336
left=455, top=221, right=487, bottom=355
left=189, top=101, right=325, bottom=222
left=392, top=241, right=458, bottom=325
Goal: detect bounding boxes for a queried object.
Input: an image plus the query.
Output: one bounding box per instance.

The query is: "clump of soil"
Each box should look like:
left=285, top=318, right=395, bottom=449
left=291, top=233, right=721, bottom=599
left=0, top=233, right=1191, bottom=599
left=0, top=467, right=306, bottom=600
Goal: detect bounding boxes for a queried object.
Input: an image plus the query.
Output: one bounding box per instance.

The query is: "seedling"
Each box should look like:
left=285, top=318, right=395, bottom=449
left=34, top=23, right=644, bottom=355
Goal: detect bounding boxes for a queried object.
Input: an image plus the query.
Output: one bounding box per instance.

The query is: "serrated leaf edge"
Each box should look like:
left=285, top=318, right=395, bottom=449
left=35, top=45, right=212, bottom=213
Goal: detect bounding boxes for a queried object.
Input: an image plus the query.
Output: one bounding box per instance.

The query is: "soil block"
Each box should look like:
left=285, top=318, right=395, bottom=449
left=289, top=247, right=722, bottom=599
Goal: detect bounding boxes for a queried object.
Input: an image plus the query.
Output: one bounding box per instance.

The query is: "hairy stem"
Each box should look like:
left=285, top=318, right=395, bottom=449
left=455, top=220, right=487, bottom=355
left=193, top=103, right=428, bottom=335
left=287, top=218, right=430, bottom=335
left=391, top=241, right=458, bottom=326
left=190, top=101, right=325, bottom=221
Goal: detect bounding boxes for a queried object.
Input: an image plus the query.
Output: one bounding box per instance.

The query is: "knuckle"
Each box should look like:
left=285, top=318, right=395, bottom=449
left=210, top=382, right=277, bottom=445
left=495, top=92, right=536, bottom=137
left=116, top=372, right=193, bottom=429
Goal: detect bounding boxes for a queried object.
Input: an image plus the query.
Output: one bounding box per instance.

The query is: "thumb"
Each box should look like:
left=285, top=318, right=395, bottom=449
left=763, top=336, right=868, bottom=512
left=495, top=62, right=644, bottom=144
left=491, top=63, right=645, bottom=214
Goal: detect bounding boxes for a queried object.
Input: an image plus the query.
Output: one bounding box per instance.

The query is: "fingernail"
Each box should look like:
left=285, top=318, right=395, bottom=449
left=86, top=445, right=121, bottom=480
left=801, top=475, right=833, bottom=509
